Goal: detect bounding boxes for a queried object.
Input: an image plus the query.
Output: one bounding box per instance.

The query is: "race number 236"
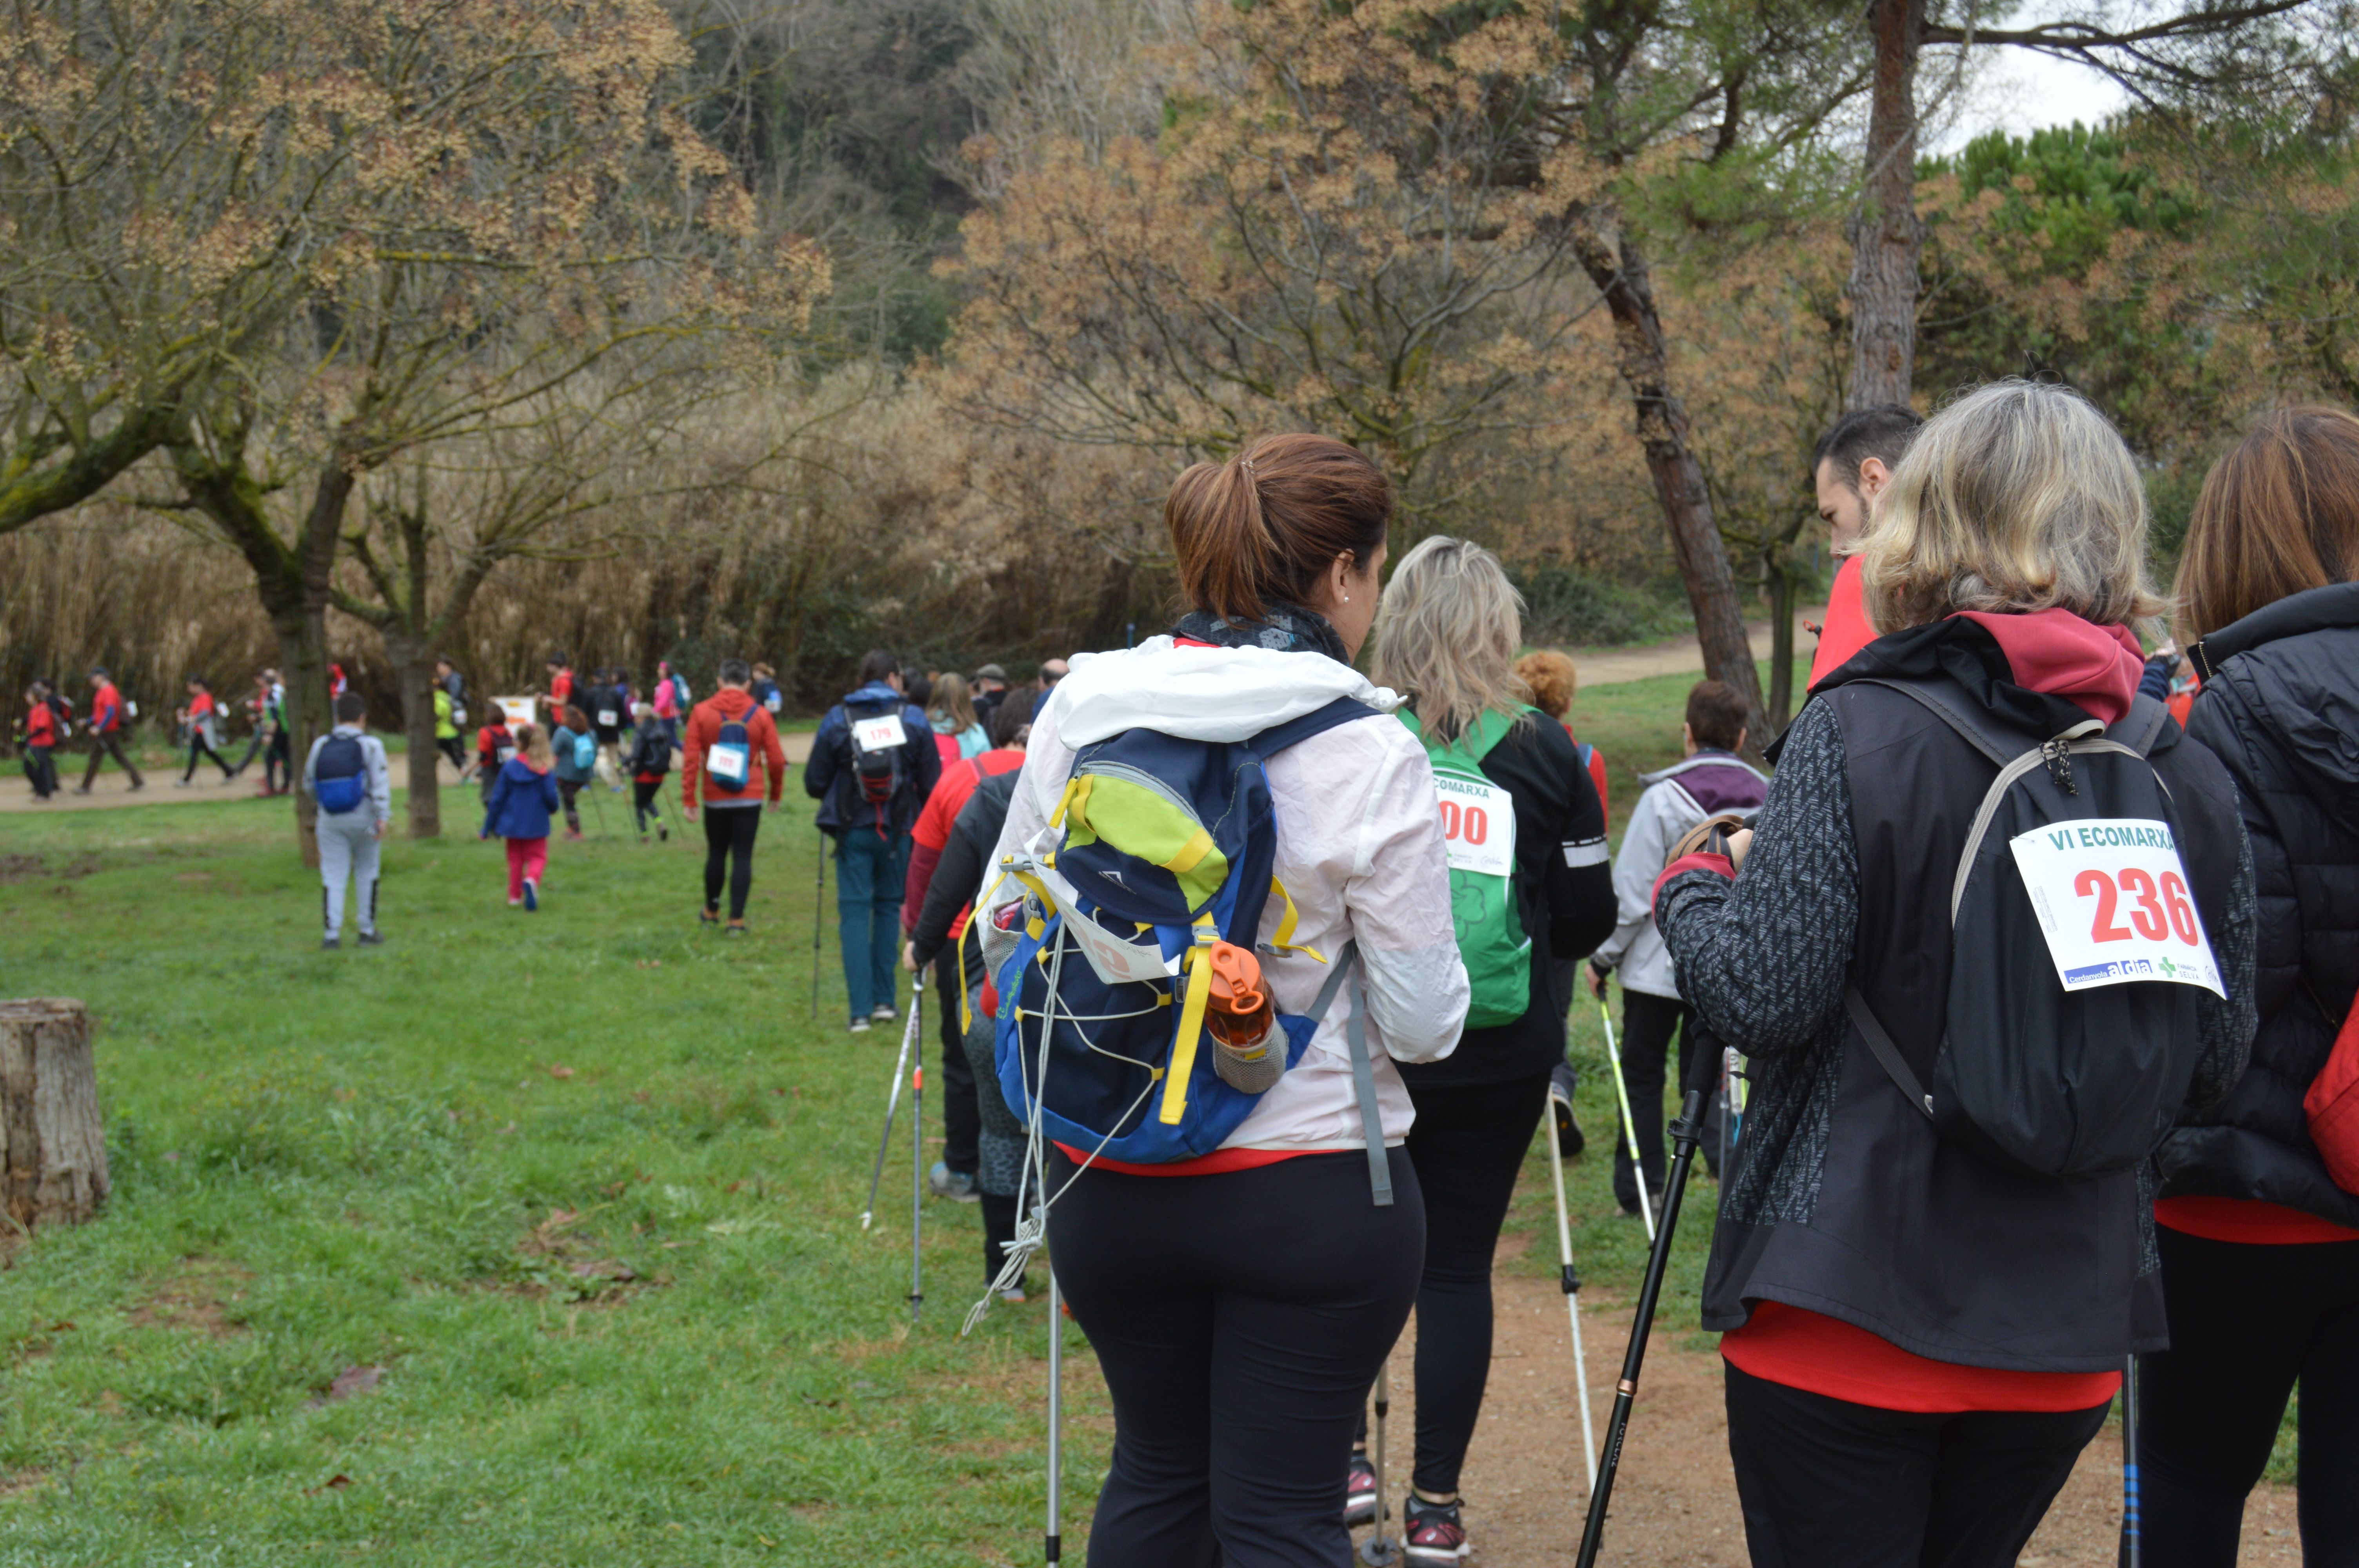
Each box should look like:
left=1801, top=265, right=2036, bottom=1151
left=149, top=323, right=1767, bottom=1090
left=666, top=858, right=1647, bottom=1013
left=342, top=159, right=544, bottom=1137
left=2008, top=818, right=2223, bottom=996
left=2071, top=866, right=2201, bottom=946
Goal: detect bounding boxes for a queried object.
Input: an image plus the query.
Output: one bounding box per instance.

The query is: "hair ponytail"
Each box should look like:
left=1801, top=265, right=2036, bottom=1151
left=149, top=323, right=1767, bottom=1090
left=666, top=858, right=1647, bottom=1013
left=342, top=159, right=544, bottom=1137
left=1167, top=434, right=1391, bottom=625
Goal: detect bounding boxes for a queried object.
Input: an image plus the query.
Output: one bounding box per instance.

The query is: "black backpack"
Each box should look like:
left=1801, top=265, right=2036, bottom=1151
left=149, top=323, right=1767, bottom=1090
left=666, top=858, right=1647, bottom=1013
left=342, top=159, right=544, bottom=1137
left=846, top=699, right=909, bottom=809
left=1845, top=680, right=2221, bottom=1180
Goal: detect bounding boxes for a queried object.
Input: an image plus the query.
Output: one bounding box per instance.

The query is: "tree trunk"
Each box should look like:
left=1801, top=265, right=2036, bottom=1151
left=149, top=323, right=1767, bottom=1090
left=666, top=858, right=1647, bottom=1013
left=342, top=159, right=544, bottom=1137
left=1573, top=221, right=1772, bottom=748
left=385, top=630, right=440, bottom=838
left=1766, top=557, right=1797, bottom=731
left=0, top=998, right=110, bottom=1256
left=1848, top=0, right=1926, bottom=409
left=273, top=603, right=333, bottom=869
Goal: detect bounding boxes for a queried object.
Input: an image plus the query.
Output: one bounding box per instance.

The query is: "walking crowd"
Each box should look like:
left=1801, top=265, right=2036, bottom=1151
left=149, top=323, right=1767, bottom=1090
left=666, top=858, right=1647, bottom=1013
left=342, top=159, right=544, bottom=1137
left=13, top=380, right=2357, bottom=1568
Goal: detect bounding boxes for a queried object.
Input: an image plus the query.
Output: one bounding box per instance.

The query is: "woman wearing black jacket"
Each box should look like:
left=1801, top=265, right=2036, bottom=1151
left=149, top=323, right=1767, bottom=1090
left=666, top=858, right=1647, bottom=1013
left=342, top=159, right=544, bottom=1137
left=909, top=760, right=1031, bottom=1299
left=1358, top=536, right=1616, bottom=1564
left=2141, top=407, right=2359, bottom=1564
left=1656, top=381, right=2258, bottom=1565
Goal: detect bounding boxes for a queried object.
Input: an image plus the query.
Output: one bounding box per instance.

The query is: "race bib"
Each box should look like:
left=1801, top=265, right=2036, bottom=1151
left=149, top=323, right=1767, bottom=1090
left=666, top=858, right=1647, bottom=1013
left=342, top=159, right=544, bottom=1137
left=1434, top=773, right=1514, bottom=878
left=597, top=709, right=619, bottom=728
left=1035, top=863, right=1176, bottom=985
left=709, top=742, right=750, bottom=785
left=2009, top=818, right=2224, bottom=996
left=852, top=712, right=908, bottom=753
left=765, top=693, right=782, bottom=713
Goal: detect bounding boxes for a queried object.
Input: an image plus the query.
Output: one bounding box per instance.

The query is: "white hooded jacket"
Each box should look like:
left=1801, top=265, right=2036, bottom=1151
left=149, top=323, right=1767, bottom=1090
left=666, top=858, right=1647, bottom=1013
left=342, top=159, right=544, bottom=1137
left=985, top=638, right=1469, bottom=1154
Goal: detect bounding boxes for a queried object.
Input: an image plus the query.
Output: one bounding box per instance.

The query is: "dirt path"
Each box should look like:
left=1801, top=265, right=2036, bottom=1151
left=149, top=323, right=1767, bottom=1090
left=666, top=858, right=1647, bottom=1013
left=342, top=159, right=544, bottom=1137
left=0, top=733, right=820, bottom=815
left=1343, top=1240, right=2301, bottom=1566
left=1559, top=609, right=1823, bottom=691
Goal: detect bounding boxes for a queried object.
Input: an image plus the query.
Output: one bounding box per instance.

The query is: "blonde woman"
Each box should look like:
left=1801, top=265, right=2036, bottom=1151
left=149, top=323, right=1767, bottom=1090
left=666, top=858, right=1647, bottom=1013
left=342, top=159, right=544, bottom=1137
left=928, top=671, right=988, bottom=762
left=1653, top=380, right=2258, bottom=1562
left=1358, top=535, right=1614, bottom=1561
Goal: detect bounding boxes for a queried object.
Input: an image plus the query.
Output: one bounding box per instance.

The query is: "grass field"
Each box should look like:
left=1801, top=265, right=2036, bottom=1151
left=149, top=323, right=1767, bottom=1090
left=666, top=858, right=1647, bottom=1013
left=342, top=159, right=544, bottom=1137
left=0, top=668, right=1745, bottom=1564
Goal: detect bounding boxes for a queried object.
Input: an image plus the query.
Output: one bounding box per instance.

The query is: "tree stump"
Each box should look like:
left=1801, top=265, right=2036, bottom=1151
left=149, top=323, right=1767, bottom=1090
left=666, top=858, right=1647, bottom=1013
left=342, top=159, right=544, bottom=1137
left=0, top=999, right=111, bottom=1254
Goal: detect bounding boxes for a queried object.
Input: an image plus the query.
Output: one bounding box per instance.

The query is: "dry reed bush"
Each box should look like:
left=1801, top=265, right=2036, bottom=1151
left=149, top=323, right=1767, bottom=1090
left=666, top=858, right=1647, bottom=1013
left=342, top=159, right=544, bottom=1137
left=0, top=374, right=1181, bottom=733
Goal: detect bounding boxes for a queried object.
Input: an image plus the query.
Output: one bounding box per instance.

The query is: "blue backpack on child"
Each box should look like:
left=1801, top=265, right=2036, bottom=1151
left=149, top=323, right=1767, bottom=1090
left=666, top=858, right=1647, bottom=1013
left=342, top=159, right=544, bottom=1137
left=990, top=697, right=1397, bottom=1198
left=314, top=733, right=368, bottom=815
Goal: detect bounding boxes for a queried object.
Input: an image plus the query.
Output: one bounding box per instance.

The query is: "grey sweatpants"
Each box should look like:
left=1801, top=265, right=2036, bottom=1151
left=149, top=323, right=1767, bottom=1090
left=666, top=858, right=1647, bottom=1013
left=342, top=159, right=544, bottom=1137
left=318, top=813, right=382, bottom=937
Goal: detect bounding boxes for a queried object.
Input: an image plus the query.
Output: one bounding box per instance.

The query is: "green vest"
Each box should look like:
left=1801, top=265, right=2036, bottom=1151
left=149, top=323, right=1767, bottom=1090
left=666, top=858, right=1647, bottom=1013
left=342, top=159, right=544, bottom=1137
left=1400, top=706, right=1532, bottom=1029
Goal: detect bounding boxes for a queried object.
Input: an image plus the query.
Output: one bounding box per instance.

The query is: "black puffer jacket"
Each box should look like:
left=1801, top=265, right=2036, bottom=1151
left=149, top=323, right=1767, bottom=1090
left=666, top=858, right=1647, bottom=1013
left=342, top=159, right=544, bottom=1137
left=2164, top=581, right=2359, bottom=1228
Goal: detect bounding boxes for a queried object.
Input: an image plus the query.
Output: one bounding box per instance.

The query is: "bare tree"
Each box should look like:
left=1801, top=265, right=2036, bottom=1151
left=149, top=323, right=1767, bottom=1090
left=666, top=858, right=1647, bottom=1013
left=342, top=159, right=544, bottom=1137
left=61, top=0, right=830, bottom=861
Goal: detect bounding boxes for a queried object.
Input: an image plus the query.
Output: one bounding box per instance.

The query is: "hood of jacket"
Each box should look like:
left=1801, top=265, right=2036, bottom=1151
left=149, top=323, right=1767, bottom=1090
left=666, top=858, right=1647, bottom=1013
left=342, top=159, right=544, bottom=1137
left=1812, top=607, right=2144, bottom=740
left=2194, top=580, right=2359, bottom=837
left=705, top=687, right=763, bottom=721
left=1640, top=750, right=1768, bottom=815
left=838, top=681, right=905, bottom=711
left=1049, top=636, right=1401, bottom=749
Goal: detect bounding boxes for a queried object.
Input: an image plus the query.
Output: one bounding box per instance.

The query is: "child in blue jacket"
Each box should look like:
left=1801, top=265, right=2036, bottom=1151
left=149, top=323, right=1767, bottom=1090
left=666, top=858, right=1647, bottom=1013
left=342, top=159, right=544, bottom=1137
left=481, top=723, right=562, bottom=910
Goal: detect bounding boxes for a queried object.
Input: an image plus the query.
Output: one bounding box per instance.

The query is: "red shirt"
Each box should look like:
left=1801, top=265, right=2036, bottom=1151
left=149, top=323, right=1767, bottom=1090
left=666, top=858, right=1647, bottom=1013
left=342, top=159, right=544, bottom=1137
left=1807, top=556, right=1876, bottom=689
left=91, top=681, right=124, bottom=733
left=25, top=703, right=55, bottom=747
left=477, top=724, right=511, bottom=764
left=550, top=670, right=575, bottom=708
left=905, top=748, right=1027, bottom=939
left=189, top=692, right=216, bottom=722
left=680, top=690, right=786, bottom=808
left=1722, top=1303, right=2120, bottom=1413
left=2154, top=1196, right=2359, bottom=1245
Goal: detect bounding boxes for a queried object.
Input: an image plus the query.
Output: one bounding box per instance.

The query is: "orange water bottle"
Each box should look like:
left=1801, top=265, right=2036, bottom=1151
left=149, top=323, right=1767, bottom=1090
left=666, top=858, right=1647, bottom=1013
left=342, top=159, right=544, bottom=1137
left=1205, top=942, right=1283, bottom=1093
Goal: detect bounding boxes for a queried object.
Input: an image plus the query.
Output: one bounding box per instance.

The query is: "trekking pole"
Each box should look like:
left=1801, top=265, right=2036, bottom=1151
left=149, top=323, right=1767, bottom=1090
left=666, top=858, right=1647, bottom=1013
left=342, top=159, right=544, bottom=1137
left=584, top=780, right=609, bottom=838
left=1546, top=1073, right=1599, bottom=1493
left=909, top=976, right=925, bottom=1321
left=810, top=829, right=827, bottom=1022
left=1360, top=1359, right=1399, bottom=1567
left=1597, top=999, right=1656, bottom=1241
left=2121, top=1355, right=2142, bottom=1568
left=859, top=998, right=923, bottom=1230
left=1572, top=1077, right=1710, bottom=1568
left=1045, top=1267, right=1065, bottom=1566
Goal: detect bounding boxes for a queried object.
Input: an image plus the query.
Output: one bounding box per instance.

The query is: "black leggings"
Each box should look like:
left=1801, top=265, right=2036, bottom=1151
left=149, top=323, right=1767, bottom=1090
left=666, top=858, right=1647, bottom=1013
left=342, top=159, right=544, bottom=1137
left=1725, top=1362, right=2108, bottom=1567
left=701, top=805, right=761, bottom=919
left=1050, top=1147, right=1423, bottom=1567
left=1381, top=1068, right=1552, bottom=1497
left=632, top=779, right=665, bottom=833
left=935, top=940, right=978, bottom=1175
left=558, top=777, right=582, bottom=831
left=2138, top=1225, right=2359, bottom=1564
left=1613, top=988, right=1731, bottom=1206
left=183, top=735, right=232, bottom=781
left=23, top=746, right=58, bottom=798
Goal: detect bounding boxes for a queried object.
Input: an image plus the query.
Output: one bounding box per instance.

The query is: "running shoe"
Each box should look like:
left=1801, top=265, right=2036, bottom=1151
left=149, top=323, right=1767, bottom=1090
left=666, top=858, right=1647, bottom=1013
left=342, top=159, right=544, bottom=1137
left=1344, top=1452, right=1379, bottom=1527
left=523, top=878, right=539, bottom=912
left=927, top=1163, right=980, bottom=1203
left=848, top=1018, right=871, bottom=1034
left=1403, top=1494, right=1467, bottom=1563
left=724, top=921, right=747, bottom=938
left=699, top=908, right=720, bottom=927
left=996, top=1281, right=1029, bottom=1305
left=356, top=931, right=385, bottom=947
left=321, top=936, right=340, bottom=951
left=657, top=825, right=668, bottom=842
left=1548, top=1059, right=1586, bottom=1158
left=871, top=1004, right=897, bottom=1023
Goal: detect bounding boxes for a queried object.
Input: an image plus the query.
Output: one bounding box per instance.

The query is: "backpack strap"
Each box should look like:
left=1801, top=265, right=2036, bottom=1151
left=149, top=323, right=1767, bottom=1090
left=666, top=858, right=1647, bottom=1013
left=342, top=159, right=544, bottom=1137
left=1845, top=677, right=2019, bottom=767
left=1845, top=982, right=1935, bottom=1121
left=2116, top=693, right=2173, bottom=758
left=1247, top=697, right=1379, bottom=758
left=1297, top=940, right=1393, bottom=1207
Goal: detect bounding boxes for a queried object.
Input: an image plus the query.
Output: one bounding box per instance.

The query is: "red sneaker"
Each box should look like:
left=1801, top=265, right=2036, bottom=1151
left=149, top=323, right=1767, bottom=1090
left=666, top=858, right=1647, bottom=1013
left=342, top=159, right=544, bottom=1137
left=1404, top=1495, right=1467, bottom=1563
left=1344, top=1451, right=1378, bottom=1527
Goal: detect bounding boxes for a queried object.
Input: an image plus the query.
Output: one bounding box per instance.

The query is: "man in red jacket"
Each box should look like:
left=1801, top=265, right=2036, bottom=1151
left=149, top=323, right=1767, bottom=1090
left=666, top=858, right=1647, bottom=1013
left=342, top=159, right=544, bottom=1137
left=901, top=694, right=1029, bottom=1201
left=75, top=666, right=145, bottom=793
left=679, top=658, right=787, bottom=935
left=1807, top=405, right=1923, bottom=690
